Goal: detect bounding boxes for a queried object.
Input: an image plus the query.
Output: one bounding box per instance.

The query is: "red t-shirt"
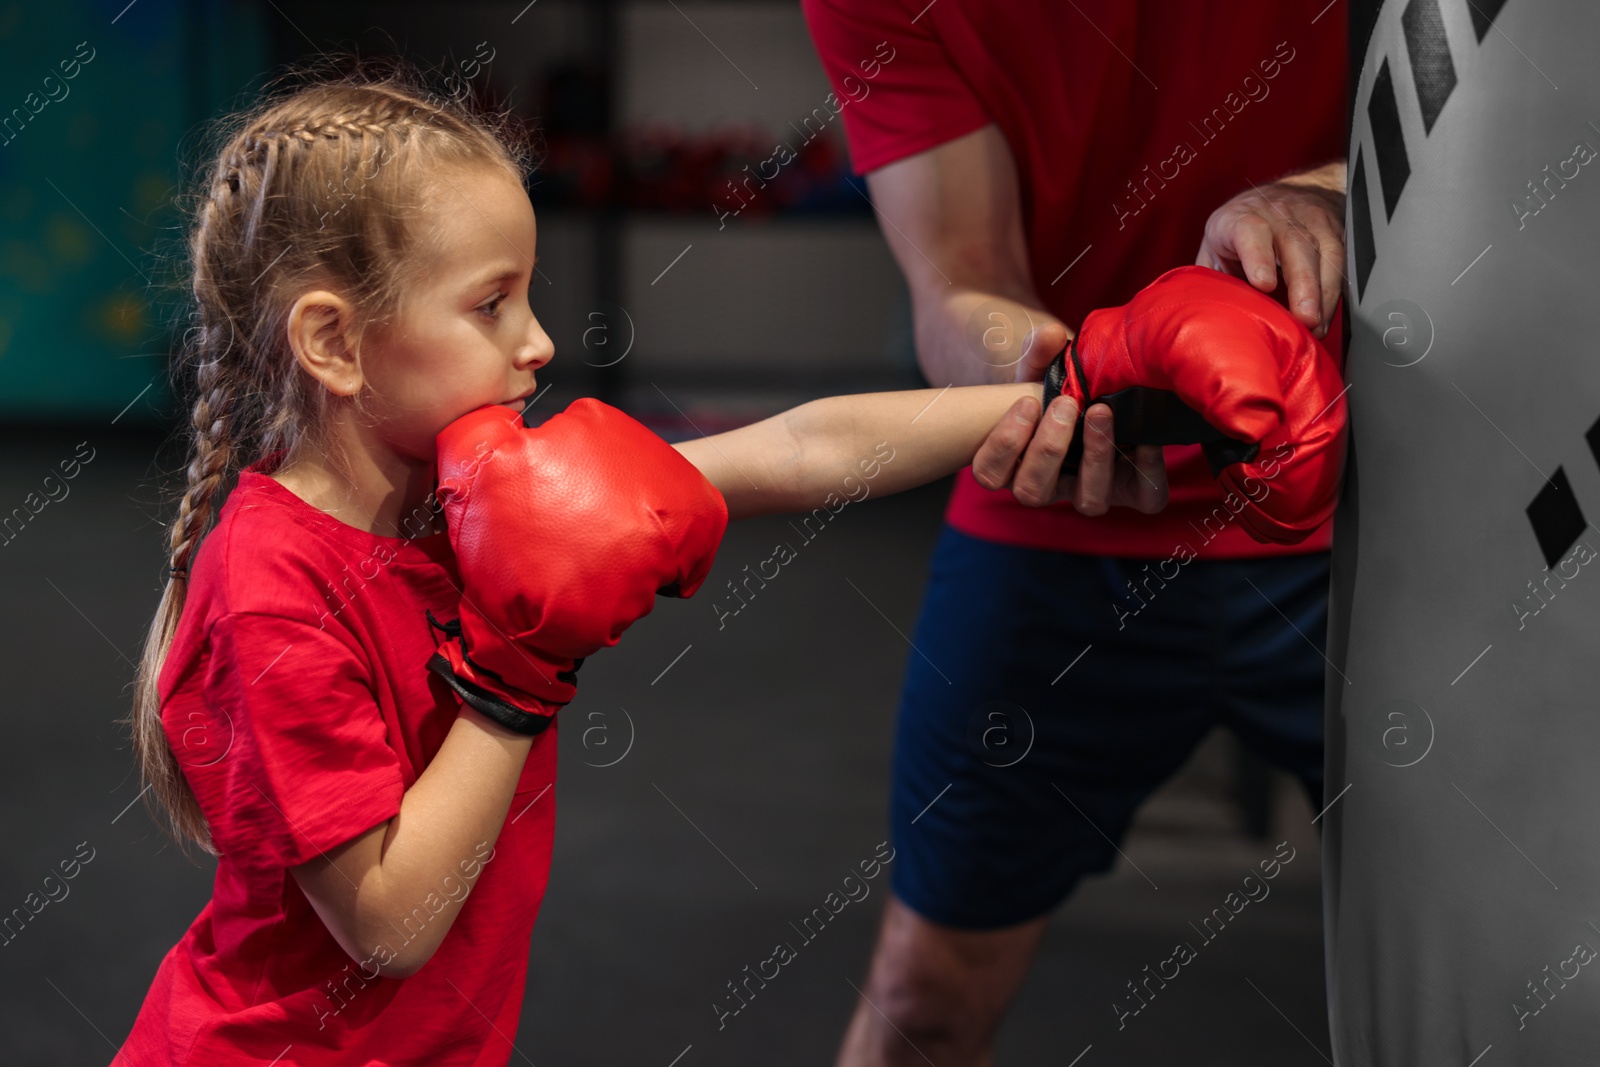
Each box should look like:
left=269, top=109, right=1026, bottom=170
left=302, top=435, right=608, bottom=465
left=116, top=463, right=557, bottom=1066
left=803, top=0, right=1347, bottom=559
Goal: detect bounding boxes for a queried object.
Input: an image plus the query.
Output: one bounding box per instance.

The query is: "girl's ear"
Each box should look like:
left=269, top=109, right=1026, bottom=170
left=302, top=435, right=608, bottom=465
left=287, top=290, right=362, bottom=397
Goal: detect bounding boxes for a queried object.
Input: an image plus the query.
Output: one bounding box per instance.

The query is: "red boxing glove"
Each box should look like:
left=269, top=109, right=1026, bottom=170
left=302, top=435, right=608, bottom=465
left=1045, top=265, right=1346, bottom=544
left=428, top=399, right=728, bottom=733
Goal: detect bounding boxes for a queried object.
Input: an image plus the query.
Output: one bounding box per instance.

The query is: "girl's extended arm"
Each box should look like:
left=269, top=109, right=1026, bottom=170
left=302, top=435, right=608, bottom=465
left=677, top=382, right=1047, bottom=520
left=289, top=384, right=1112, bottom=975
left=291, top=708, right=533, bottom=979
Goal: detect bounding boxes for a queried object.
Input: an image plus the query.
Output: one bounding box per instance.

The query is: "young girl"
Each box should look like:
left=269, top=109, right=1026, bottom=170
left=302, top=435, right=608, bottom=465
left=114, top=71, right=1079, bottom=1065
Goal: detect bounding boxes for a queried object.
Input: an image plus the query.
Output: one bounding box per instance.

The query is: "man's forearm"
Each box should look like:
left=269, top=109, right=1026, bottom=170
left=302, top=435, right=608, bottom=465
left=915, top=286, right=1065, bottom=388
left=1279, top=160, right=1347, bottom=195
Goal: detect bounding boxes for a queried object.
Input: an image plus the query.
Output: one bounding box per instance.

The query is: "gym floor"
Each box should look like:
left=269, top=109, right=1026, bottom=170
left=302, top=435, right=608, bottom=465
left=0, top=424, right=1329, bottom=1066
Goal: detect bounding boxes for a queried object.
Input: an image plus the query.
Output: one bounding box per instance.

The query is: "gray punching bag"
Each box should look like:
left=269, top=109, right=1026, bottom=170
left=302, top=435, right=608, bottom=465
left=1330, top=0, right=1600, bottom=1062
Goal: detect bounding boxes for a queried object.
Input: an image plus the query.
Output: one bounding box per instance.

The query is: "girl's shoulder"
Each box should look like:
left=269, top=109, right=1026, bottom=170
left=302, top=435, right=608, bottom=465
left=188, top=471, right=351, bottom=617
left=190, top=470, right=450, bottom=623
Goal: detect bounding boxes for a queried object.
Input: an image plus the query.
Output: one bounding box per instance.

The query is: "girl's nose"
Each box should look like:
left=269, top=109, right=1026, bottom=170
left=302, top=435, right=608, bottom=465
left=519, top=315, right=555, bottom=370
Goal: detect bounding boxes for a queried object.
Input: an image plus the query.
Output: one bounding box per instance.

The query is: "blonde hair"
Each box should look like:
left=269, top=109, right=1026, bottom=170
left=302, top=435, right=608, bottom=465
left=132, top=65, right=532, bottom=854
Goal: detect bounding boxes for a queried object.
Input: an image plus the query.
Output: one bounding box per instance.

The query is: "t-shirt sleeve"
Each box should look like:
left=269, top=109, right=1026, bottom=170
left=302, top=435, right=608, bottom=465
left=801, top=0, right=992, bottom=175
left=180, top=611, right=405, bottom=870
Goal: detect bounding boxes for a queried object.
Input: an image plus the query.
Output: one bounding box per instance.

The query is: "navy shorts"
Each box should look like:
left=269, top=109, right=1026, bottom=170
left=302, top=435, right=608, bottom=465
left=889, top=524, right=1329, bottom=930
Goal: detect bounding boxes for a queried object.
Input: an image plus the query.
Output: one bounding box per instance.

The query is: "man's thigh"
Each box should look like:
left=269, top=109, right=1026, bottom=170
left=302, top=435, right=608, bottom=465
left=1212, top=551, right=1331, bottom=802
left=888, top=526, right=1230, bottom=930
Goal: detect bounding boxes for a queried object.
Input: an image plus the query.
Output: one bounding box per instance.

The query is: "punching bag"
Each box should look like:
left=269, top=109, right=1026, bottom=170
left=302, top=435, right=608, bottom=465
left=1330, top=0, right=1600, bottom=1062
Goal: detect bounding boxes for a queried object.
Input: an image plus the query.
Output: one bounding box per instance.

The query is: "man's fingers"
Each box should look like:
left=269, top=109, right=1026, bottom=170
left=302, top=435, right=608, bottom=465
left=1010, top=395, right=1077, bottom=506
left=971, top=395, right=1040, bottom=491
left=1129, top=444, right=1169, bottom=513
left=1276, top=223, right=1325, bottom=330
left=1015, top=321, right=1069, bottom=384
left=1070, top=403, right=1116, bottom=515
left=1202, top=181, right=1350, bottom=336
left=1313, top=225, right=1347, bottom=335
left=1198, top=231, right=1249, bottom=279
left=1196, top=238, right=1230, bottom=274
left=1227, top=212, right=1279, bottom=292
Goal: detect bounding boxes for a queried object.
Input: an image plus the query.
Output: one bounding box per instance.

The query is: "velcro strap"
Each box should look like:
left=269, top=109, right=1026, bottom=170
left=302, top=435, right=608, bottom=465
left=1060, top=386, right=1260, bottom=477
left=427, top=640, right=560, bottom=736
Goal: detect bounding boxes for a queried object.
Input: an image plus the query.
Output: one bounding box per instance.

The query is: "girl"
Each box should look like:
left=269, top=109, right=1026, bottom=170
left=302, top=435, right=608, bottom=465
left=115, top=70, right=1139, bottom=1065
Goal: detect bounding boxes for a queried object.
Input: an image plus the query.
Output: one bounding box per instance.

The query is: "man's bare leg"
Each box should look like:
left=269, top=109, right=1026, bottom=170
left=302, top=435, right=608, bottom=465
left=836, top=893, right=1051, bottom=1067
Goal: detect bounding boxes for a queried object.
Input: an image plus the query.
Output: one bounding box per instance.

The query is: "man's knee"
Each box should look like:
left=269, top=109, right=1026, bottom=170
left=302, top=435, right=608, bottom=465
left=854, top=898, right=1045, bottom=1056
left=862, top=959, right=988, bottom=1050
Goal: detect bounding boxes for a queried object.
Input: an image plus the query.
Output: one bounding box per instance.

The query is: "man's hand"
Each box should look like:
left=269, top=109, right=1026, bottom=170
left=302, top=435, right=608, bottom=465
left=864, top=125, right=1169, bottom=512
left=1194, top=162, right=1347, bottom=338
left=970, top=320, right=1169, bottom=513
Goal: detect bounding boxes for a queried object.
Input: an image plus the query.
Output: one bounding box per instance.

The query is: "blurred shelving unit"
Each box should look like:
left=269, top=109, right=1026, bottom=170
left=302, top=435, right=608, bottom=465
left=0, top=0, right=274, bottom=425
left=269, top=0, right=921, bottom=437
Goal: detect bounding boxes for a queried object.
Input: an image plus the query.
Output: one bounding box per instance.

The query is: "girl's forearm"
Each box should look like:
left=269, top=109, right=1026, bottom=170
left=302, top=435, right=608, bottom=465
left=771, top=382, right=1040, bottom=515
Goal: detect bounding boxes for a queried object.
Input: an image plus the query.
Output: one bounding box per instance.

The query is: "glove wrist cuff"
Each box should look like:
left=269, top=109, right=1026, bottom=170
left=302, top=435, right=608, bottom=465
left=423, top=610, right=571, bottom=736
left=1041, top=337, right=1089, bottom=406
left=1043, top=338, right=1093, bottom=474
left=428, top=644, right=559, bottom=736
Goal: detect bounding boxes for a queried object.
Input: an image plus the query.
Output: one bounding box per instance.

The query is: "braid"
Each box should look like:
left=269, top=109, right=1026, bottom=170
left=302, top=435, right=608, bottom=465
left=273, top=113, right=401, bottom=141
left=123, top=326, right=242, bottom=856
left=169, top=341, right=237, bottom=579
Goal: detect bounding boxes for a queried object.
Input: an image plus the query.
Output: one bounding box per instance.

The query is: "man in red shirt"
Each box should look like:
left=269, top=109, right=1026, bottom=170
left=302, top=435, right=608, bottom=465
left=800, top=2, right=1348, bottom=1062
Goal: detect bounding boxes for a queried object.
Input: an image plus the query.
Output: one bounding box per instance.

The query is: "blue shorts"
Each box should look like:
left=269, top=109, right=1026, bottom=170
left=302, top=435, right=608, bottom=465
left=889, top=524, right=1329, bottom=929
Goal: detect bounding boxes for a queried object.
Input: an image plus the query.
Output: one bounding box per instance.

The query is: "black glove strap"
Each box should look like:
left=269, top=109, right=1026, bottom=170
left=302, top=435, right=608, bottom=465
left=427, top=650, right=556, bottom=736
left=1041, top=342, right=1260, bottom=477
left=424, top=609, right=561, bottom=736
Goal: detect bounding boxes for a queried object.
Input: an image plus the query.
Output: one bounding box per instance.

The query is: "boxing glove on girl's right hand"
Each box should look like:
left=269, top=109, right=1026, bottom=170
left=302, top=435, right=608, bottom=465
left=1045, top=265, right=1346, bottom=544
left=427, top=399, right=728, bottom=734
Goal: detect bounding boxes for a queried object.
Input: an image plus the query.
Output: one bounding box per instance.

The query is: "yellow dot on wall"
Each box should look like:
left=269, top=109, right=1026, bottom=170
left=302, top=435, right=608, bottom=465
left=98, top=293, right=147, bottom=342
left=134, top=173, right=173, bottom=218
left=48, top=214, right=93, bottom=266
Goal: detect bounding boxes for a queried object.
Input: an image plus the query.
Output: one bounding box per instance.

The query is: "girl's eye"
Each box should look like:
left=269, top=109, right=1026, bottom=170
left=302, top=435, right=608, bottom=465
left=478, top=292, right=507, bottom=318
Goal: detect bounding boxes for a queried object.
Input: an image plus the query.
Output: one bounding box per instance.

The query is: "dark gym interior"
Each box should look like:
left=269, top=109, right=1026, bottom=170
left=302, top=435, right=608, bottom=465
left=0, top=2, right=1330, bottom=1063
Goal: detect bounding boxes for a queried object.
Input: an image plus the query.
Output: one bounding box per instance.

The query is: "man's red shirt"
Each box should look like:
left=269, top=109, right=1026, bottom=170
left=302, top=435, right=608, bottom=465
left=804, top=0, right=1348, bottom=559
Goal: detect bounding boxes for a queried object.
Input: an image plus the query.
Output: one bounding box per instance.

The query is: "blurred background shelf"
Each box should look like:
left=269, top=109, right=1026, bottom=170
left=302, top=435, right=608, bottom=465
left=0, top=0, right=917, bottom=425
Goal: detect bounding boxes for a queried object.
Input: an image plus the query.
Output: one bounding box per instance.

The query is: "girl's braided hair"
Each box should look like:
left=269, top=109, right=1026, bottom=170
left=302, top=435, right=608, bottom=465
left=132, top=64, right=532, bottom=854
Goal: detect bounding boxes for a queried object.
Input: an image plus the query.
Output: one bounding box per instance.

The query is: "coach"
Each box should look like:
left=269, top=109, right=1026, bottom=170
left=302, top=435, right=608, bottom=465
left=800, top=2, right=1350, bottom=1062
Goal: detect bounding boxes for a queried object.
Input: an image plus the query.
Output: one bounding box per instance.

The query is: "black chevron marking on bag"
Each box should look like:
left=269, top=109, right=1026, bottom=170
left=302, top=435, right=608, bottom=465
left=1353, top=0, right=1504, bottom=301
left=1402, top=0, right=1457, bottom=133
left=1585, top=414, right=1600, bottom=473
left=1351, top=0, right=1385, bottom=108
left=1351, top=147, right=1378, bottom=301
left=1528, top=467, right=1586, bottom=569
left=1367, top=59, right=1411, bottom=220
left=1469, top=0, right=1510, bottom=42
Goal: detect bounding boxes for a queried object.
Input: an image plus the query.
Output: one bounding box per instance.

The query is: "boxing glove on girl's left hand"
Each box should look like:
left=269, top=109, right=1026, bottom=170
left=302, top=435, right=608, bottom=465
left=427, top=399, right=728, bottom=733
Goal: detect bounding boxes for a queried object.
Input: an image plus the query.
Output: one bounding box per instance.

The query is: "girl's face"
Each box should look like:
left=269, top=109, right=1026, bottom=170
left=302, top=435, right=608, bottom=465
left=362, top=163, right=553, bottom=462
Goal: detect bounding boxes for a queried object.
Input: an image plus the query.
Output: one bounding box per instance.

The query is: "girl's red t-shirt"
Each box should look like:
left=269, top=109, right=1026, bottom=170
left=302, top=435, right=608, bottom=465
left=116, top=463, right=557, bottom=1066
